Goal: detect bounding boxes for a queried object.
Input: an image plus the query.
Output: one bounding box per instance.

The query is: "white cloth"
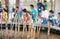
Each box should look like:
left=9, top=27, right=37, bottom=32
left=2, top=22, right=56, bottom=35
left=9, top=12, right=15, bottom=20
left=41, top=10, right=49, bottom=19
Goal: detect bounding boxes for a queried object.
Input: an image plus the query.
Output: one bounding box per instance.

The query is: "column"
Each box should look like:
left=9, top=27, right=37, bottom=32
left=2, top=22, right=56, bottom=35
left=5, top=0, right=9, bottom=6
left=55, top=0, right=60, bottom=14
left=16, top=0, right=19, bottom=7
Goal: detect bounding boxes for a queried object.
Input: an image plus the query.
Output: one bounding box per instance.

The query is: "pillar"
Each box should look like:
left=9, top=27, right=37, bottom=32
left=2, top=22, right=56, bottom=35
left=16, top=0, right=19, bottom=7
left=55, top=0, right=60, bottom=14
left=5, top=0, right=9, bottom=6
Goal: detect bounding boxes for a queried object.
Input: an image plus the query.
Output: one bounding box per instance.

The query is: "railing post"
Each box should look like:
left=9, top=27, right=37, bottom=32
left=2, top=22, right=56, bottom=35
left=17, top=22, right=20, bottom=39
left=6, top=22, right=9, bottom=39
left=47, top=21, right=51, bottom=39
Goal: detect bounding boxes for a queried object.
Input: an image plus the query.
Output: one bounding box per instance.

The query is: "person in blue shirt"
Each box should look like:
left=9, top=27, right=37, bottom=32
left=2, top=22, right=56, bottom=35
left=30, top=4, right=38, bottom=23
left=37, top=0, right=43, bottom=16
left=14, top=6, right=23, bottom=22
left=48, top=10, right=55, bottom=26
left=54, top=13, right=60, bottom=27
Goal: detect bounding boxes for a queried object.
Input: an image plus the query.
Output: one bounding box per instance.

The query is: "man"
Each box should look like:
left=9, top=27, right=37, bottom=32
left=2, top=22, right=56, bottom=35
left=30, top=4, right=38, bottom=23
left=37, top=0, right=43, bottom=16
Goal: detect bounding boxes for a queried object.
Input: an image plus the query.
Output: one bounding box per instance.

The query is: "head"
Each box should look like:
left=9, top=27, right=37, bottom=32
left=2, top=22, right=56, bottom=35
left=44, top=1, right=47, bottom=4
left=22, top=9, right=27, bottom=15
left=16, top=6, right=19, bottom=11
left=41, top=5, right=45, bottom=10
left=5, top=6, right=8, bottom=9
left=12, top=8, right=15, bottom=12
left=3, top=8, right=6, bottom=12
left=49, top=10, right=54, bottom=16
left=38, top=0, right=41, bottom=3
left=57, top=12, right=60, bottom=21
left=30, top=4, right=34, bottom=9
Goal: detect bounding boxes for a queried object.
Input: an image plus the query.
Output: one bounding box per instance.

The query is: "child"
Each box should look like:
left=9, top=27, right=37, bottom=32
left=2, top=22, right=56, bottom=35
left=8, top=9, right=15, bottom=22
left=2, top=8, right=8, bottom=22
left=30, top=4, right=38, bottom=23
left=48, top=10, right=54, bottom=26
left=21, top=9, right=32, bottom=31
left=21, top=9, right=32, bottom=23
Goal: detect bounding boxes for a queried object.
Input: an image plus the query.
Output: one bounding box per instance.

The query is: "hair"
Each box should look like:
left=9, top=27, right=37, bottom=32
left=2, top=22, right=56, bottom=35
left=30, top=4, right=34, bottom=8
left=22, top=9, right=29, bottom=16
left=42, top=5, right=46, bottom=10
left=49, top=10, right=54, bottom=14
left=16, top=6, right=19, bottom=9
left=6, top=6, right=8, bottom=8
left=38, top=0, right=40, bottom=2
left=22, top=9, right=27, bottom=12
left=22, top=9, right=32, bottom=16
left=44, top=1, right=47, bottom=2
left=3, top=8, right=6, bottom=12
left=12, top=8, right=15, bottom=12
left=58, top=12, right=60, bottom=15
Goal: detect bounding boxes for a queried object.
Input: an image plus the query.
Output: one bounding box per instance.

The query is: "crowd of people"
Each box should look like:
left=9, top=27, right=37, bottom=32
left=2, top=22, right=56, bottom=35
left=0, top=0, right=60, bottom=27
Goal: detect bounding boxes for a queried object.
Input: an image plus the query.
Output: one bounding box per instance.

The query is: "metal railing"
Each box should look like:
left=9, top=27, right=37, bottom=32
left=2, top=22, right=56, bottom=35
left=0, top=13, right=50, bottom=39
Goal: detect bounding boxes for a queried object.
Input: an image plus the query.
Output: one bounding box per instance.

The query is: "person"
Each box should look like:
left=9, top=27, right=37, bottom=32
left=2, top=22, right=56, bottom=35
left=8, top=8, right=15, bottom=22
left=21, top=9, right=32, bottom=23
left=0, top=2, right=2, bottom=13
left=14, top=6, right=23, bottom=22
left=41, top=5, right=48, bottom=25
left=54, top=13, right=60, bottom=27
left=41, top=5, right=48, bottom=19
left=48, top=10, right=55, bottom=26
left=37, top=0, right=43, bottom=16
left=5, top=6, right=9, bottom=13
left=43, top=1, right=48, bottom=9
left=2, top=8, right=8, bottom=21
left=20, top=9, right=32, bottom=31
left=30, top=4, right=38, bottom=23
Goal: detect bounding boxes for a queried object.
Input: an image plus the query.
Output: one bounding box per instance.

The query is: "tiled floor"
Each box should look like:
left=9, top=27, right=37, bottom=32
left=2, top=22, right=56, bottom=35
left=0, top=30, right=60, bottom=39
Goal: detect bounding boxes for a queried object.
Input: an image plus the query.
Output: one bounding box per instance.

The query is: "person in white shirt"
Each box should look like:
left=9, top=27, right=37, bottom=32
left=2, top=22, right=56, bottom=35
left=41, top=5, right=49, bottom=19
left=41, top=5, right=49, bottom=25
left=8, top=9, right=15, bottom=22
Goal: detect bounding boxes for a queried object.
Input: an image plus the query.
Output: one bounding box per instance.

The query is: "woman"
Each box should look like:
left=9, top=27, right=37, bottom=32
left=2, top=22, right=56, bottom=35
left=41, top=5, right=48, bottom=25
left=20, top=9, right=32, bottom=23
left=20, top=9, right=32, bottom=31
